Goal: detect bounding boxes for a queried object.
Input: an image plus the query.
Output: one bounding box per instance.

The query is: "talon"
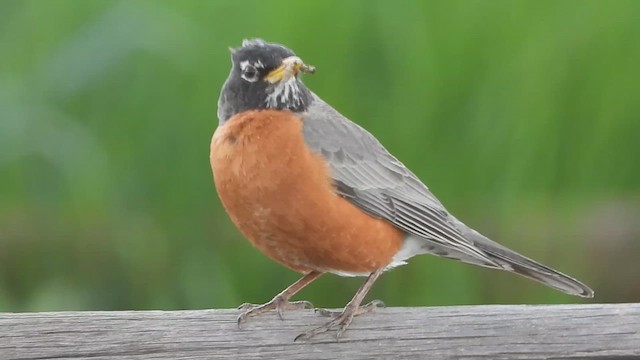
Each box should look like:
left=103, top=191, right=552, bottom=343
left=295, top=307, right=355, bottom=341
left=237, top=314, right=246, bottom=329
left=235, top=272, right=322, bottom=329
left=315, top=308, right=337, bottom=318
left=295, top=298, right=386, bottom=340
left=236, top=297, right=315, bottom=327
left=237, top=302, right=256, bottom=311
left=300, top=300, right=314, bottom=309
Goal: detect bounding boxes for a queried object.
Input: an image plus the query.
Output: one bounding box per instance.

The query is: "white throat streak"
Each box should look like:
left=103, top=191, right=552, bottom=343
left=265, top=78, right=303, bottom=109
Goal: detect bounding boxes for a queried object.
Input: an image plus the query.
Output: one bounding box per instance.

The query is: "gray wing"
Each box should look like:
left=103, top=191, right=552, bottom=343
left=302, top=94, right=498, bottom=267
left=301, top=94, right=594, bottom=298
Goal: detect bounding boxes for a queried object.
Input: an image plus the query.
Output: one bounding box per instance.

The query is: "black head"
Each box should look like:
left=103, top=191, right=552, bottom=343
left=217, top=39, right=315, bottom=124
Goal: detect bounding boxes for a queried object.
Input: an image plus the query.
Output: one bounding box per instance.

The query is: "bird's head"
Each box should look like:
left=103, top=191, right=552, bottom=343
left=217, top=39, right=316, bottom=124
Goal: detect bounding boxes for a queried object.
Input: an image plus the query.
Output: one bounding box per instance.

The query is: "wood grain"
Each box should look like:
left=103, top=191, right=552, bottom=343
left=1, top=304, right=639, bottom=359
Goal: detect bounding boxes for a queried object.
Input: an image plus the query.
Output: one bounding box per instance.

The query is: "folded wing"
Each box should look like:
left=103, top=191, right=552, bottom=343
left=301, top=94, right=593, bottom=297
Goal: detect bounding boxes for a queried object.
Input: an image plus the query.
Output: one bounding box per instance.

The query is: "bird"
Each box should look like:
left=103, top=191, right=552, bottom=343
left=210, top=38, right=594, bottom=341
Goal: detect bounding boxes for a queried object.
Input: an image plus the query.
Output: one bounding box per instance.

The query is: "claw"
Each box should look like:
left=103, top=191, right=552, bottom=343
left=293, top=332, right=307, bottom=342
left=296, top=299, right=383, bottom=341
left=237, top=315, right=245, bottom=329
left=335, top=324, right=348, bottom=340
left=315, top=308, right=336, bottom=318
left=298, top=300, right=314, bottom=309
left=237, top=297, right=315, bottom=328
left=276, top=306, right=284, bottom=321
left=294, top=309, right=354, bottom=341
left=237, top=302, right=257, bottom=311
left=237, top=272, right=322, bottom=329
left=367, top=299, right=386, bottom=309
left=314, top=299, right=385, bottom=318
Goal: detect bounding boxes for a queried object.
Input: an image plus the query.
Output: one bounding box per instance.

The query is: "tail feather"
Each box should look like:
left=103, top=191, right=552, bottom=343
left=450, top=217, right=594, bottom=298
left=481, top=247, right=594, bottom=298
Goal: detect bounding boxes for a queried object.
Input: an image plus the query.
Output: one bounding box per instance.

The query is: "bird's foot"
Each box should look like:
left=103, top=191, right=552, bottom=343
left=295, top=300, right=385, bottom=341
left=314, top=299, right=385, bottom=318
left=237, top=296, right=314, bottom=328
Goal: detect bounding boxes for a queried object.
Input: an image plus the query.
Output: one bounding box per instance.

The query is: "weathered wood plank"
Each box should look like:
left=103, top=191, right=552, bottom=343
left=1, top=304, right=639, bottom=359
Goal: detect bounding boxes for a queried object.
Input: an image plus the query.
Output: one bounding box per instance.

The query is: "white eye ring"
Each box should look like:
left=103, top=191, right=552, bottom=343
left=240, top=64, right=259, bottom=83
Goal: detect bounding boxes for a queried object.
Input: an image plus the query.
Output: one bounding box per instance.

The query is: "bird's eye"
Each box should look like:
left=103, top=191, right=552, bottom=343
left=241, top=64, right=259, bottom=82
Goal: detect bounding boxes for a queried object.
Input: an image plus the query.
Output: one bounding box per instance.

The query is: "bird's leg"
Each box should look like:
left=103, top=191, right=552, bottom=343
left=237, top=270, right=322, bottom=327
left=295, top=267, right=385, bottom=341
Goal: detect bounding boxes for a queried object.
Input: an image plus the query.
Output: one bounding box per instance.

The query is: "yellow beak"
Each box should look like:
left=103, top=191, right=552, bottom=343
left=264, top=56, right=315, bottom=84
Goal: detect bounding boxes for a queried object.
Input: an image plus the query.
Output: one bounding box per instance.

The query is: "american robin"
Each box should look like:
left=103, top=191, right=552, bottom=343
left=210, top=38, right=594, bottom=341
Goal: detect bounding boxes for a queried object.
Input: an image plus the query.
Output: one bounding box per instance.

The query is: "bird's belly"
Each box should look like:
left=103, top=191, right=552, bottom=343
left=210, top=110, right=404, bottom=274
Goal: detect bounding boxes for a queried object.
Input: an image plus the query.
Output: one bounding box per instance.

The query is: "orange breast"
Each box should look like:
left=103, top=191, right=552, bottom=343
left=210, top=110, right=404, bottom=274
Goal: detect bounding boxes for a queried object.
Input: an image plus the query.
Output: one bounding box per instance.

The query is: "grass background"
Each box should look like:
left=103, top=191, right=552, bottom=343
left=1, top=0, right=639, bottom=312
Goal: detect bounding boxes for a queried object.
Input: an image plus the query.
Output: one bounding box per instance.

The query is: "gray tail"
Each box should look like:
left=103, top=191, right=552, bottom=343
left=451, top=218, right=594, bottom=298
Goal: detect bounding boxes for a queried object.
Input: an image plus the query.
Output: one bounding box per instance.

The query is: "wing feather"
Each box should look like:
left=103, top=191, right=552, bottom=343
left=302, top=95, right=496, bottom=264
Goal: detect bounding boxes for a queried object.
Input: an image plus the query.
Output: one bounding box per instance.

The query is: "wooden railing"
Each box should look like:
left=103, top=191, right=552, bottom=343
left=1, top=303, right=639, bottom=359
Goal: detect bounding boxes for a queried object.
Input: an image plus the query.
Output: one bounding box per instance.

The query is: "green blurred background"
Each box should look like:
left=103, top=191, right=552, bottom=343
left=1, top=0, right=639, bottom=312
